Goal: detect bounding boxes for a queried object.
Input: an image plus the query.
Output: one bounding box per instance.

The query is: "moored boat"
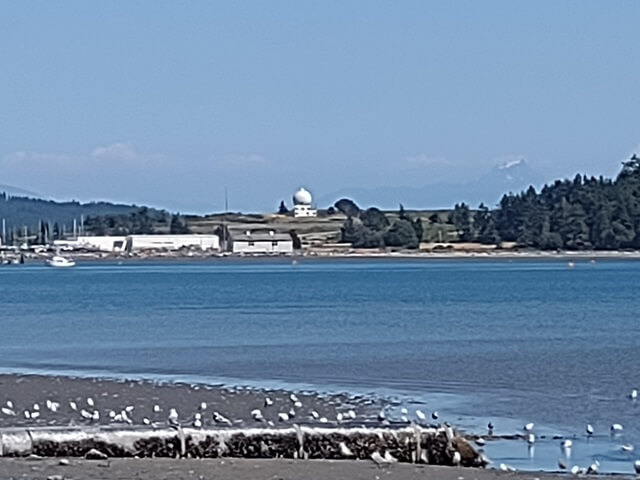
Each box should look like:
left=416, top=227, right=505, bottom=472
left=45, top=255, right=76, bottom=268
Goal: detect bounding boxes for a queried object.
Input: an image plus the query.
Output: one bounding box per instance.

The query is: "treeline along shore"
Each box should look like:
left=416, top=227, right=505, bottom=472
left=3, top=157, right=640, bottom=254
left=334, top=156, right=640, bottom=251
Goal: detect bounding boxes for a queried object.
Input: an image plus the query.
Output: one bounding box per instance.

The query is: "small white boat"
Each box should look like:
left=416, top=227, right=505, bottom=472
left=46, top=255, right=76, bottom=268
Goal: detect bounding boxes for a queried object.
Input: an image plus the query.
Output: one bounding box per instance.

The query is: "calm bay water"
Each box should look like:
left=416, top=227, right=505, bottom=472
left=1, top=258, right=639, bottom=472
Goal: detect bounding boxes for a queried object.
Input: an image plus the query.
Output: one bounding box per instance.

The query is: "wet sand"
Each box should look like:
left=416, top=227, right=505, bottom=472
left=0, top=457, right=575, bottom=480
left=0, top=374, right=381, bottom=429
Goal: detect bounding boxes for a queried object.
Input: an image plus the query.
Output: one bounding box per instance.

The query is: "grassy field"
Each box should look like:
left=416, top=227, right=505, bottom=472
left=185, top=209, right=464, bottom=248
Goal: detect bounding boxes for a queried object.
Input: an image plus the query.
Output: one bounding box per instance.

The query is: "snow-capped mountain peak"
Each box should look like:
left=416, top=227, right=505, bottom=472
left=496, top=158, right=526, bottom=170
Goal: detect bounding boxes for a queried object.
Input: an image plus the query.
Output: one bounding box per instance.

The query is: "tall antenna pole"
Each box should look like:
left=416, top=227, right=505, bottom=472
left=1, top=218, right=5, bottom=245
left=222, top=187, right=228, bottom=251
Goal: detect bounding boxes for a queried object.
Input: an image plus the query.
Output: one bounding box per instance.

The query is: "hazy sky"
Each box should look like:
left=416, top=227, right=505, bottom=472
left=1, top=1, right=639, bottom=212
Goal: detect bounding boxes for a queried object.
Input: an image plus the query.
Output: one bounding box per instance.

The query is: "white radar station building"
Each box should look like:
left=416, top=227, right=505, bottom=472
left=292, top=187, right=317, bottom=218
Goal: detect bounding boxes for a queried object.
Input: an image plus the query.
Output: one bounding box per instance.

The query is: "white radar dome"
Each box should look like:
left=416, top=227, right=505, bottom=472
left=293, top=187, right=312, bottom=205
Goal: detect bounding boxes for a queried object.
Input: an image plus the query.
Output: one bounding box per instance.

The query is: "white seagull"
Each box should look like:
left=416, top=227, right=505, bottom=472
left=370, top=451, right=390, bottom=467
left=523, top=422, right=535, bottom=432
left=251, top=408, right=264, bottom=422
left=384, top=451, right=398, bottom=464
left=586, top=424, right=594, bottom=436
left=213, top=411, right=232, bottom=425
left=264, top=397, right=274, bottom=407
left=193, top=414, right=202, bottom=428
left=339, top=442, right=354, bottom=457
left=168, top=408, right=179, bottom=425
left=634, top=460, right=640, bottom=474
left=561, top=439, right=572, bottom=458
left=611, top=423, right=624, bottom=433
left=1, top=407, right=16, bottom=416
left=278, top=412, right=289, bottom=422
left=415, top=410, right=426, bottom=422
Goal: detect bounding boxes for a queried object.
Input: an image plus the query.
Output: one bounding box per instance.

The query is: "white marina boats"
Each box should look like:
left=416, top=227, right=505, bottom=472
left=46, top=255, right=76, bottom=268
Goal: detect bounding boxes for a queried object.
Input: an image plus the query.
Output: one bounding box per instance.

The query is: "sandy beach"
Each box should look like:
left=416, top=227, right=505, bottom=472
left=0, top=374, right=381, bottom=430
left=6, top=247, right=640, bottom=266
left=0, top=457, right=579, bottom=480
left=0, top=374, right=506, bottom=479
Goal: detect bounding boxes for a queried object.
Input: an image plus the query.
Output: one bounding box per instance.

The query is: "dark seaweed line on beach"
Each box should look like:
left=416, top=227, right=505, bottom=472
left=0, top=425, right=484, bottom=468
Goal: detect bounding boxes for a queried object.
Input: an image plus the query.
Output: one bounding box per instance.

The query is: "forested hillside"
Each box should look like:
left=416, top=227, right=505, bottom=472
left=337, top=157, right=640, bottom=251
left=472, top=156, right=640, bottom=250
left=0, top=193, right=146, bottom=235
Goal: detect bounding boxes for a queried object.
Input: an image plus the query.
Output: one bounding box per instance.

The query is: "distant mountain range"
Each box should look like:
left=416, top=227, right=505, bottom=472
left=0, top=187, right=152, bottom=232
left=0, top=159, right=543, bottom=229
left=317, top=159, right=544, bottom=210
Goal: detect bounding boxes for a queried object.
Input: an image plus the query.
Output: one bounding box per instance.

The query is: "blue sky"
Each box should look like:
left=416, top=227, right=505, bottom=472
left=1, top=1, right=639, bottom=212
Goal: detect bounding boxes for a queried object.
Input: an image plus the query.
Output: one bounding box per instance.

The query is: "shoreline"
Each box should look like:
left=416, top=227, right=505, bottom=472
left=5, top=249, right=640, bottom=264
left=0, top=457, right=577, bottom=480
left=0, top=372, right=632, bottom=477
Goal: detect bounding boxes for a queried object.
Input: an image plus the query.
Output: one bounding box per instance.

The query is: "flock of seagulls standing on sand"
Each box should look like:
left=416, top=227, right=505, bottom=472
left=0, top=391, right=377, bottom=431
left=4, top=386, right=640, bottom=474
left=0, top=389, right=454, bottom=470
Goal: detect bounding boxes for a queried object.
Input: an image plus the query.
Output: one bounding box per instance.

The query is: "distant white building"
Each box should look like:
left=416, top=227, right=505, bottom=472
left=78, top=236, right=127, bottom=252
left=232, top=231, right=294, bottom=255
left=292, top=187, right=317, bottom=218
left=54, top=236, right=127, bottom=252
left=126, top=234, right=220, bottom=251
left=55, top=234, right=220, bottom=252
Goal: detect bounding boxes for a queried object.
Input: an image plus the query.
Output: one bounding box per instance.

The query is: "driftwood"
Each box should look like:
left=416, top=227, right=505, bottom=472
left=0, top=425, right=486, bottom=467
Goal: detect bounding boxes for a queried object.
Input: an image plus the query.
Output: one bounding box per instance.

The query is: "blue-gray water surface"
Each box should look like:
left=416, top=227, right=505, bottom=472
left=1, top=258, right=639, bottom=472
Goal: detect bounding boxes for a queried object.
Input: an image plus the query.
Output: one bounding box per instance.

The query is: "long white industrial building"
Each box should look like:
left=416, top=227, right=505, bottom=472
left=55, top=234, right=220, bottom=252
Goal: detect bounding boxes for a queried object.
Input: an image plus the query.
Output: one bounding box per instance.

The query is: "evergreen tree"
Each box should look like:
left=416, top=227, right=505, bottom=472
left=360, top=207, right=389, bottom=231
left=384, top=219, right=419, bottom=249
left=169, top=214, right=191, bottom=234
left=334, top=198, right=360, bottom=218
left=451, top=203, right=474, bottom=241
